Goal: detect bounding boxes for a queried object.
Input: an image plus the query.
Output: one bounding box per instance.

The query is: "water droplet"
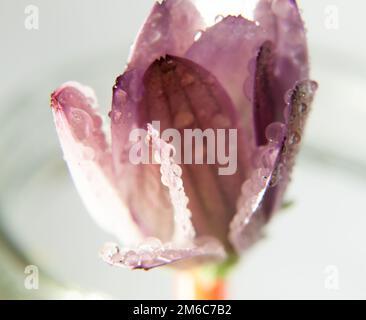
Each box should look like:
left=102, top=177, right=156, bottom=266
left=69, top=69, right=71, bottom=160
left=123, top=250, right=139, bottom=267
left=289, top=112, right=297, bottom=123
left=272, top=0, right=291, bottom=18
left=162, top=249, right=180, bottom=260
left=71, top=109, right=83, bottom=123
left=140, top=251, right=154, bottom=264
left=162, top=143, right=176, bottom=158
left=113, top=88, right=127, bottom=105
left=265, top=122, right=285, bottom=143
left=269, top=167, right=281, bottom=187
left=261, top=147, right=276, bottom=168
left=215, top=15, right=224, bottom=23
left=150, top=31, right=161, bottom=44
left=160, top=58, right=177, bottom=73
left=68, top=108, right=91, bottom=140
left=304, top=80, right=318, bottom=94
left=288, top=131, right=301, bottom=145
left=161, top=175, right=170, bottom=187
left=140, top=238, right=162, bottom=251
left=172, top=164, right=182, bottom=177
left=281, top=143, right=288, bottom=155
left=298, top=103, right=308, bottom=115
left=194, top=31, right=203, bottom=41
left=284, top=89, right=294, bottom=104
left=172, top=177, right=183, bottom=190
left=112, top=111, right=122, bottom=123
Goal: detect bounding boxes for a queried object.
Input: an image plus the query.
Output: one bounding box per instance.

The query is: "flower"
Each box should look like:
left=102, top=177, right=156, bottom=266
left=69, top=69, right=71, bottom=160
left=50, top=0, right=317, bottom=270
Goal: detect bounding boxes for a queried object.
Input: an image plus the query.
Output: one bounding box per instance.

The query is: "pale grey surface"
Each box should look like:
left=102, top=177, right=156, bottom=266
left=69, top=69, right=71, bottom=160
left=0, top=0, right=365, bottom=299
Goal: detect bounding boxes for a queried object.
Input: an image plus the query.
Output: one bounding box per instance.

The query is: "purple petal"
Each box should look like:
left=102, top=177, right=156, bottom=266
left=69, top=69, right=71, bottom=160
left=251, top=41, right=281, bottom=146
left=139, top=55, right=249, bottom=249
left=230, top=80, right=317, bottom=251
left=262, top=80, right=318, bottom=215
left=229, top=1, right=315, bottom=251
left=100, top=237, right=226, bottom=270
left=111, top=71, right=175, bottom=241
left=128, top=0, right=204, bottom=71
left=109, top=0, right=205, bottom=240
left=255, top=0, right=309, bottom=97
left=186, top=16, right=266, bottom=154
left=246, top=0, right=309, bottom=147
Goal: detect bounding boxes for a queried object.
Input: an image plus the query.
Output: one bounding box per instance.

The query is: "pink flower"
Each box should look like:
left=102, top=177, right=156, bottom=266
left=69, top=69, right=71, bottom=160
left=51, top=0, right=317, bottom=270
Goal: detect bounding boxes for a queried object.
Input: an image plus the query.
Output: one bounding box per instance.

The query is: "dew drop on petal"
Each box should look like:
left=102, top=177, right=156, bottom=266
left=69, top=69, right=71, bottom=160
left=272, top=0, right=292, bottom=18
left=289, top=112, right=297, bottom=124
left=68, top=108, right=92, bottom=140
left=172, top=177, right=183, bottom=190
left=112, top=111, right=122, bottom=123
left=171, top=164, right=183, bottom=177
left=140, top=238, right=163, bottom=251
left=288, top=131, right=302, bottom=145
left=194, top=30, right=203, bottom=42
left=215, top=15, right=224, bottom=23
left=265, top=122, right=285, bottom=144
left=298, top=103, right=308, bottom=115
left=123, top=251, right=139, bottom=267
left=161, top=175, right=169, bottom=187
left=269, top=167, right=281, bottom=187
left=162, top=249, right=180, bottom=260
left=150, top=31, right=162, bottom=44
left=284, top=89, right=294, bottom=104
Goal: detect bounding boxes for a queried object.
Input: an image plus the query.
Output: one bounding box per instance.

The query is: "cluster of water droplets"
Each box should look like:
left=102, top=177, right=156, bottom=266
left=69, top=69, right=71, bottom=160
left=57, top=88, right=108, bottom=163
left=147, top=124, right=196, bottom=244
left=100, top=234, right=226, bottom=270
left=100, top=238, right=195, bottom=269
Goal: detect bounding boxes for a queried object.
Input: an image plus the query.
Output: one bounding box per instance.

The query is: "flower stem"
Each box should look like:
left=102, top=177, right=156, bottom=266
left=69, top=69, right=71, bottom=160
left=174, top=257, right=237, bottom=300
left=174, top=270, right=227, bottom=300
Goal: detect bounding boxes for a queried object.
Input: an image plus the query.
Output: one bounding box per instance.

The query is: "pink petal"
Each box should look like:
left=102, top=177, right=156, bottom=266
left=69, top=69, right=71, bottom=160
left=251, top=41, right=281, bottom=146
left=111, top=72, right=175, bottom=241
left=100, top=237, right=226, bottom=270
left=248, top=0, right=309, bottom=148
left=128, top=0, right=204, bottom=71
left=51, top=82, right=143, bottom=244
left=186, top=16, right=266, bottom=158
left=109, top=0, right=205, bottom=240
left=254, top=0, right=309, bottom=99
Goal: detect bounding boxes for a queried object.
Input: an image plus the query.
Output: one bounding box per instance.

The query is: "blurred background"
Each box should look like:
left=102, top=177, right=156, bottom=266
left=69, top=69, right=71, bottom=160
left=0, top=0, right=365, bottom=299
